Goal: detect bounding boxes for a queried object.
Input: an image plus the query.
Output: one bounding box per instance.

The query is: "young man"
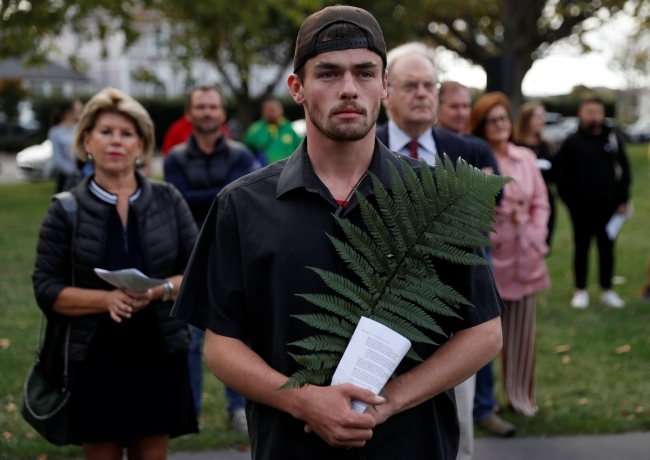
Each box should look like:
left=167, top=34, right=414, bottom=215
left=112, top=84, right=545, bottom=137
left=555, top=97, right=631, bottom=309
left=172, top=6, right=503, bottom=459
left=164, top=85, right=258, bottom=433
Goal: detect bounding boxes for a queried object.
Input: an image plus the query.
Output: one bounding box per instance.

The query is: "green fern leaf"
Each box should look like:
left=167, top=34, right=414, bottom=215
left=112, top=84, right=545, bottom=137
left=355, top=193, right=403, bottom=257
left=295, top=294, right=365, bottom=324
left=291, top=313, right=356, bottom=338
left=289, top=335, right=348, bottom=353
left=327, top=235, right=383, bottom=295
left=335, top=216, right=393, bottom=274
left=307, top=267, right=374, bottom=312
left=289, top=352, right=342, bottom=370
left=371, top=310, right=436, bottom=345
left=283, top=154, right=510, bottom=391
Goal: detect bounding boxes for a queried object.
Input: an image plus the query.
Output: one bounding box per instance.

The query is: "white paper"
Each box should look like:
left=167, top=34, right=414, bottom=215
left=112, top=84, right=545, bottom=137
left=94, top=268, right=166, bottom=292
left=605, top=214, right=626, bottom=241
left=535, top=159, right=552, bottom=171
left=331, top=316, right=411, bottom=413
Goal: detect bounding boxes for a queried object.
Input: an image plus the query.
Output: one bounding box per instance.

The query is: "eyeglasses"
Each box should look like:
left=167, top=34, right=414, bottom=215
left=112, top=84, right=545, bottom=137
left=485, top=115, right=510, bottom=126
left=391, top=81, right=439, bottom=94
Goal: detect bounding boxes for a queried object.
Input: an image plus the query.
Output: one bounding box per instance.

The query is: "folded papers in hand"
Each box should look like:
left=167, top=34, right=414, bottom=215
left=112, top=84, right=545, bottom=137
left=94, top=268, right=166, bottom=292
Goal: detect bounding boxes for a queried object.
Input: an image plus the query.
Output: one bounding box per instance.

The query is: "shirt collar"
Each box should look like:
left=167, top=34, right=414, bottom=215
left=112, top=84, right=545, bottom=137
left=387, top=119, right=437, bottom=156
left=276, top=137, right=399, bottom=201
left=89, top=178, right=142, bottom=205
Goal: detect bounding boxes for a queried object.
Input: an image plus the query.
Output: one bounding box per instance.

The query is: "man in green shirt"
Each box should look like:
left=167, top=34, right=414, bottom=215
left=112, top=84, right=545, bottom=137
left=244, top=98, right=303, bottom=164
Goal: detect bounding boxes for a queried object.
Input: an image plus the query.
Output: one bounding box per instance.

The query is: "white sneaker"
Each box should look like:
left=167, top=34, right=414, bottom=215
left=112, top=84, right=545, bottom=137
left=229, top=409, right=248, bottom=434
left=600, top=290, right=625, bottom=308
left=571, top=290, right=589, bottom=309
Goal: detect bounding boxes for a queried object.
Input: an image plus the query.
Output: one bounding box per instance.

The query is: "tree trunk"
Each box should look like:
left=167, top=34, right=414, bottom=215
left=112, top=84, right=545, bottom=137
left=480, top=51, right=532, bottom=113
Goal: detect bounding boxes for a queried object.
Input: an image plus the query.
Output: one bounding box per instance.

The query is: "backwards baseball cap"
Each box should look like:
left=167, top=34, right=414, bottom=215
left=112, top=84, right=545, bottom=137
left=293, top=5, right=387, bottom=72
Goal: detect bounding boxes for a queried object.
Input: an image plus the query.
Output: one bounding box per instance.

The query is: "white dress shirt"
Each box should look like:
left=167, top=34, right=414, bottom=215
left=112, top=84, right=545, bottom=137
left=387, top=120, right=438, bottom=166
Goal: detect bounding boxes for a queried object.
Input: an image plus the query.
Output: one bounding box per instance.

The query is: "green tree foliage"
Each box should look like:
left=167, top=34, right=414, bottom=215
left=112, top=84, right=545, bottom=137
left=410, top=0, right=649, bottom=108
left=280, top=156, right=510, bottom=389
left=0, top=78, right=27, bottom=123
left=0, top=1, right=154, bottom=70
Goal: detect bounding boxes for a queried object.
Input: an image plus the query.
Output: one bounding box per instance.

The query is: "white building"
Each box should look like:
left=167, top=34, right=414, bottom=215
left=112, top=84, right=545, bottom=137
left=50, top=21, right=290, bottom=100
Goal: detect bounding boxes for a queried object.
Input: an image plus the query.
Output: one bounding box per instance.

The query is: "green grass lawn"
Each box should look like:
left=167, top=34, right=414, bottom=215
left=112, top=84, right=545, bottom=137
left=1, top=145, right=649, bottom=458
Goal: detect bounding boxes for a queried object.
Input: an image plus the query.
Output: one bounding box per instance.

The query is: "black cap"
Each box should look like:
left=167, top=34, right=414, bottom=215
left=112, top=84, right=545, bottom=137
left=293, top=5, right=387, bottom=72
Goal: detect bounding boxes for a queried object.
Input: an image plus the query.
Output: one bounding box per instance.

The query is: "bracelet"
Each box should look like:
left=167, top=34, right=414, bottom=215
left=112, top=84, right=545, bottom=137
left=161, top=280, right=174, bottom=302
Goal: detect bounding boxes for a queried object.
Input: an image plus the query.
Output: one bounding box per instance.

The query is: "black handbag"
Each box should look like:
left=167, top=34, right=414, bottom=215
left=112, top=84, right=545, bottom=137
left=21, top=191, right=77, bottom=446
left=21, top=320, right=72, bottom=446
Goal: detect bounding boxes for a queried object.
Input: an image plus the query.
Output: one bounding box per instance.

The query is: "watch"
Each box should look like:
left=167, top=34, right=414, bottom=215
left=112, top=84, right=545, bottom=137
left=161, top=280, right=174, bottom=302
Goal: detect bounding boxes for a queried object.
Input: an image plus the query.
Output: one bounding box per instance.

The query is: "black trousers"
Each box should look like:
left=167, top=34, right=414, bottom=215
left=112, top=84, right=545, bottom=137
left=568, top=205, right=617, bottom=290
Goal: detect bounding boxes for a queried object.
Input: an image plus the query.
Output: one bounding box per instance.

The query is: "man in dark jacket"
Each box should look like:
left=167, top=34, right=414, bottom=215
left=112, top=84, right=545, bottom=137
left=164, top=85, right=259, bottom=433
left=555, top=97, right=631, bottom=309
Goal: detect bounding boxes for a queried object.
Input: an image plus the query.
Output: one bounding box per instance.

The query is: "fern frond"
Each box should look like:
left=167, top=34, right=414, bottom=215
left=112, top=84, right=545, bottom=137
left=327, top=235, right=383, bottom=295
left=371, top=310, right=436, bottom=345
left=283, top=155, right=510, bottom=391
left=291, top=313, right=356, bottom=338
left=279, top=369, right=334, bottom=389
left=405, top=348, right=423, bottom=362
left=289, top=352, right=342, bottom=370
left=413, top=243, right=490, bottom=266
left=307, top=267, right=373, bottom=312
left=289, top=335, right=348, bottom=353
left=335, top=216, right=393, bottom=274
left=295, top=294, right=365, bottom=324
left=369, top=173, right=415, bottom=249
left=377, top=298, right=445, bottom=336
left=356, top=192, right=402, bottom=257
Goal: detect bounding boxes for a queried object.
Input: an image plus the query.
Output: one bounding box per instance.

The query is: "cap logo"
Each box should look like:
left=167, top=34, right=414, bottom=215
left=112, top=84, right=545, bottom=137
left=315, top=37, right=369, bottom=54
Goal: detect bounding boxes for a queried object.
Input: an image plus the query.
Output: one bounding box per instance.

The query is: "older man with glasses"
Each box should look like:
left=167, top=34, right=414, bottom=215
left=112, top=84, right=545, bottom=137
left=377, top=43, right=506, bottom=460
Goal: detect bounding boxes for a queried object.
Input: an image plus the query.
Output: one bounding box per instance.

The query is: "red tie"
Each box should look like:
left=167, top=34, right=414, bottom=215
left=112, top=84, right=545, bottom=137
left=407, top=140, right=419, bottom=159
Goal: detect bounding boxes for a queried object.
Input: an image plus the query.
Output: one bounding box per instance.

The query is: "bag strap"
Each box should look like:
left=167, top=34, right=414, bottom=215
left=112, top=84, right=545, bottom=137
left=30, top=193, right=77, bottom=383
left=24, top=193, right=77, bottom=420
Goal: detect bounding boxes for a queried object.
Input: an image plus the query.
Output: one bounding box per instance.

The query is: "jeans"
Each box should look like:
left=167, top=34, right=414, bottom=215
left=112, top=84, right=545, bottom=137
left=188, top=324, right=246, bottom=415
left=473, top=360, right=497, bottom=422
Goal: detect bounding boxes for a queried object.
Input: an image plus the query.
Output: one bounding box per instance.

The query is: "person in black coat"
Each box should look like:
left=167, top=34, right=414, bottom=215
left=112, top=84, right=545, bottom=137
left=554, top=97, right=631, bottom=309
left=32, top=88, right=198, bottom=458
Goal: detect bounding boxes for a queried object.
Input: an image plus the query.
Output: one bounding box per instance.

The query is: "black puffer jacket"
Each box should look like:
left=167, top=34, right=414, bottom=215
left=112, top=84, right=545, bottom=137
left=32, top=173, right=198, bottom=365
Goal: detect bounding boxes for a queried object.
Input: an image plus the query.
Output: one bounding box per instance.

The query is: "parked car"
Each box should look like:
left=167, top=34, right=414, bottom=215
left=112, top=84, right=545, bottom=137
left=543, top=116, right=579, bottom=148
left=16, top=140, right=57, bottom=180
left=624, top=115, right=650, bottom=143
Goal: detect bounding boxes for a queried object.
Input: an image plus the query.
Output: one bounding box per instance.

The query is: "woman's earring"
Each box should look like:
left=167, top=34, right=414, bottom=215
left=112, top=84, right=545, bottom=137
left=87, top=153, right=93, bottom=162
left=135, top=157, right=143, bottom=169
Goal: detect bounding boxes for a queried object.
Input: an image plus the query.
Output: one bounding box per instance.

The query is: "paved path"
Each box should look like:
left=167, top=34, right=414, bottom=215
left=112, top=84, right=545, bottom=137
left=169, top=432, right=650, bottom=460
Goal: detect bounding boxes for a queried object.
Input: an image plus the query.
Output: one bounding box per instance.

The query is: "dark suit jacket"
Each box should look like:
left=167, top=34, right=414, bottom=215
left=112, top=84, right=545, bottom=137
left=376, top=123, right=503, bottom=204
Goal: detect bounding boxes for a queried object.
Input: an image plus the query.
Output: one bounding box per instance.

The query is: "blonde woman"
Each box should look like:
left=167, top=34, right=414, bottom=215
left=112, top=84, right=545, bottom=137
left=33, top=88, right=198, bottom=458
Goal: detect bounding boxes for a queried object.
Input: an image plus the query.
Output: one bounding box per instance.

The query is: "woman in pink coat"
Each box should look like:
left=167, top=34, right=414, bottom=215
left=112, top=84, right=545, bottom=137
left=469, top=92, right=550, bottom=416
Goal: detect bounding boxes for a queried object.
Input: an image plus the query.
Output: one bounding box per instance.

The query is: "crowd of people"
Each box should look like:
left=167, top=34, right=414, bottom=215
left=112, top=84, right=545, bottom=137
left=29, top=5, right=638, bottom=460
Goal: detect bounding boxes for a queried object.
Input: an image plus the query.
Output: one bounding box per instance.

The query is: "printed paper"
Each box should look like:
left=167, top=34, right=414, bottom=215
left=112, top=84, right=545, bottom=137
left=331, top=316, right=411, bottom=413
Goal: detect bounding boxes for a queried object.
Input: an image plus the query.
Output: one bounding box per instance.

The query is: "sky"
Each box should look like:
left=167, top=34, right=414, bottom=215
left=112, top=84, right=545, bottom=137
left=437, top=12, right=637, bottom=96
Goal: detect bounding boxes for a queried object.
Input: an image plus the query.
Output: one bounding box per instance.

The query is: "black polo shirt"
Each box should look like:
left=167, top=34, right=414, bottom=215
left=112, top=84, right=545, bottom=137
left=172, top=139, right=503, bottom=460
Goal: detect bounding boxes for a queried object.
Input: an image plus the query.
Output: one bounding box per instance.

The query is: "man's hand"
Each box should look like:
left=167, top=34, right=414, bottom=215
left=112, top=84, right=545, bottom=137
left=296, top=383, right=385, bottom=448
left=616, top=203, right=628, bottom=215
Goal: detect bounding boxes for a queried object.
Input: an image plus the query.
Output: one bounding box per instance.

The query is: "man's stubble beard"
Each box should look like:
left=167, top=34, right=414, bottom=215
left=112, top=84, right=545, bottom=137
left=304, top=98, right=379, bottom=142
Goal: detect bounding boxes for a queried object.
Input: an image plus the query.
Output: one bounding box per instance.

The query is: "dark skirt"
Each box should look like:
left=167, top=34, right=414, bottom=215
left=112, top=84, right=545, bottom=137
left=69, top=308, right=197, bottom=444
